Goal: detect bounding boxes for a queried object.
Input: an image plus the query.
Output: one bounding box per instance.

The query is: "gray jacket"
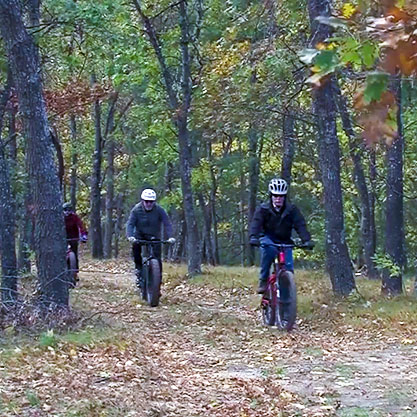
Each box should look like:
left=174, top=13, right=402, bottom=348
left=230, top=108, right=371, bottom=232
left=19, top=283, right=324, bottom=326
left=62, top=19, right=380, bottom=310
left=126, top=202, right=173, bottom=240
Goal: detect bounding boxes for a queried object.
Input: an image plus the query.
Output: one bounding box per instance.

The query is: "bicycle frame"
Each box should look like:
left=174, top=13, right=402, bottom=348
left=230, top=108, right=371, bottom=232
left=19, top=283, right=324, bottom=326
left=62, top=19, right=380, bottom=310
left=260, top=242, right=299, bottom=330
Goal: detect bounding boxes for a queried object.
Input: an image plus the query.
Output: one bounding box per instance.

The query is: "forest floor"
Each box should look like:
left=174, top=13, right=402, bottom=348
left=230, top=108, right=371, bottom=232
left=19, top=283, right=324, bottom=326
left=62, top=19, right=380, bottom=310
left=1, top=257, right=417, bottom=417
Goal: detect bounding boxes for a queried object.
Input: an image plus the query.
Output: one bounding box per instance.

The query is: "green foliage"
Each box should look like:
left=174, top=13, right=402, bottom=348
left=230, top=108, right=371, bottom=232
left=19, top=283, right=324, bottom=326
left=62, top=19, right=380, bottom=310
left=39, top=329, right=58, bottom=347
left=372, top=252, right=402, bottom=277
left=363, top=72, right=389, bottom=103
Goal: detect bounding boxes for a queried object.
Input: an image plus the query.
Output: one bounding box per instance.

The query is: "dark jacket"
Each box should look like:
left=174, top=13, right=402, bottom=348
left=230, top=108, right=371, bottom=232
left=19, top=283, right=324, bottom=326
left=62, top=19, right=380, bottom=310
left=250, top=200, right=311, bottom=243
left=126, top=202, right=173, bottom=240
left=65, top=213, right=88, bottom=240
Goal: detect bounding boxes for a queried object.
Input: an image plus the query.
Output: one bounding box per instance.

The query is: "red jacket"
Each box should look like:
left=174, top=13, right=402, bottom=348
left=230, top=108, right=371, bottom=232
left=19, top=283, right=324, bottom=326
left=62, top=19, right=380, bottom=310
left=65, top=212, right=87, bottom=239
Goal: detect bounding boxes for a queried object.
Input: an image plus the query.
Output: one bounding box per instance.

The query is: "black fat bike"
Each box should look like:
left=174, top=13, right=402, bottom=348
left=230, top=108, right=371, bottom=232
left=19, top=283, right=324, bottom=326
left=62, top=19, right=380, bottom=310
left=134, top=239, right=171, bottom=307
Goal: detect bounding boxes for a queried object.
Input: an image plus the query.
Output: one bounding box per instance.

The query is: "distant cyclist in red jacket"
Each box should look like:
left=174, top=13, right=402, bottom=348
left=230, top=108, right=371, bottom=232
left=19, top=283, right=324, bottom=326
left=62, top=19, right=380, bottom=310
left=63, top=202, right=88, bottom=269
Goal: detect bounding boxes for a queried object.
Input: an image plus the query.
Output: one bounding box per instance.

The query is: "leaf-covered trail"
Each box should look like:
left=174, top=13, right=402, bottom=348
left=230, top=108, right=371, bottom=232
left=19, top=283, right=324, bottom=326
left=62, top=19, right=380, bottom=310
left=2, top=262, right=417, bottom=416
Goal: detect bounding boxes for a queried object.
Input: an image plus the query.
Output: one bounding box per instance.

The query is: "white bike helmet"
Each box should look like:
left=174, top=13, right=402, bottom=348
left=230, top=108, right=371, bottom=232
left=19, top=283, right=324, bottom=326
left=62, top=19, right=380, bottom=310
left=140, top=188, right=157, bottom=201
left=268, top=178, right=288, bottom=196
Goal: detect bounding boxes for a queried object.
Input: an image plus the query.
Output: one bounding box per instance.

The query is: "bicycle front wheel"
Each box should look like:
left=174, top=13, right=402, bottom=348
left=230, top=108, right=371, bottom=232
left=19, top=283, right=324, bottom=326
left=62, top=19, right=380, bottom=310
left=276, top=271, right=297, bottom=331
left=261, top=283, right=276, bottom=326
left=146, top=259, right=161, bottom=307
left=67, top=251, right=78, bottom=288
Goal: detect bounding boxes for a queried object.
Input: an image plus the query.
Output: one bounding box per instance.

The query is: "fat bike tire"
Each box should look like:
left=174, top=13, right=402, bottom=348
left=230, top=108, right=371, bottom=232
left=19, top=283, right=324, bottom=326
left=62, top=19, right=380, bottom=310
left=146, top=259, right=161, bottom=307
left=262, top=285, right=276, bottom=326
left=67, top=251, right=78, bottom=288
left=276, top=271, right=297, bottom=331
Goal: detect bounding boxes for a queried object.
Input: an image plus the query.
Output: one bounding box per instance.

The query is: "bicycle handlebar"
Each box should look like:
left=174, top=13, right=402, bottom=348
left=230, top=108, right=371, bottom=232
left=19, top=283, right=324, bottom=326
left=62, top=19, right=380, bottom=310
left=259, top=241, right=315, bottom=250
left=133, top=239, right=172, bottom=245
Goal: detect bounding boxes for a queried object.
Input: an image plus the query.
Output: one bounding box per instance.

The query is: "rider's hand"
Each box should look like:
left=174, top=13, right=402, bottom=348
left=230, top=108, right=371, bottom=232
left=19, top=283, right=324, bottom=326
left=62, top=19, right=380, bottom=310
left=80, top=234, right=88, bottom=243
left=303, top=240, right=315, bottom=249
left=249, top=237, right=260, bottom=247
left=128, top=236, right=136, bottom=243
left=167, top=237, right=176, bottom=244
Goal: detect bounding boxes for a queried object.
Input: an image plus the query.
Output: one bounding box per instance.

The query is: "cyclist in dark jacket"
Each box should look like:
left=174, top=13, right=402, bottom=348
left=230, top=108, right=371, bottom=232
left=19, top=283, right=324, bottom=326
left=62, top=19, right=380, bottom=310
left=126, top=188, right=175, bottom=279
left=250, top=178, right=313, bottom=293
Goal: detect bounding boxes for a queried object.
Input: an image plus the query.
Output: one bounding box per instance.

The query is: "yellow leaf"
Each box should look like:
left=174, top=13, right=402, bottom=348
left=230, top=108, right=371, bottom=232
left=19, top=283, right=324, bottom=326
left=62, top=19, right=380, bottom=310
left=342, top=3, right=356, bottom=19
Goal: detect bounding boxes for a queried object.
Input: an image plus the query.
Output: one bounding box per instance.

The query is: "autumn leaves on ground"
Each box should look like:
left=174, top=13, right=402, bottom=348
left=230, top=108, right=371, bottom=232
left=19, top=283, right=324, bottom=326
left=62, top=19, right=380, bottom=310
left=1, top=258, right=417, bottom=417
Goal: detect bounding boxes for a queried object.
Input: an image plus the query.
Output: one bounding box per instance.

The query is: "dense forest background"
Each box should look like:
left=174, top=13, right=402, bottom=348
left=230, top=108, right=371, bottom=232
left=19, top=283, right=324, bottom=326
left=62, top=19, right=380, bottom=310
left=1, top=0, right=417, bottom=308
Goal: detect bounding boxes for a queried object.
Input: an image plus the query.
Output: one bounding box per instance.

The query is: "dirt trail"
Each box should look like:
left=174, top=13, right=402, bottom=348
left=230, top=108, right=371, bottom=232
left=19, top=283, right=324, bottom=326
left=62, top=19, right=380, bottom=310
left=72, top=270, right=417, bottom=417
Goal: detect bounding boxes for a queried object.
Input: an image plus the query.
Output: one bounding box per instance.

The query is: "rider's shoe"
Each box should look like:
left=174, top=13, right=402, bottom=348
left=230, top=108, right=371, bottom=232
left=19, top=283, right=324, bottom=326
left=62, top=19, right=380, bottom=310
left=257, top=282, right=267, bottom=294
left=135, top=269, right=143, bottom=288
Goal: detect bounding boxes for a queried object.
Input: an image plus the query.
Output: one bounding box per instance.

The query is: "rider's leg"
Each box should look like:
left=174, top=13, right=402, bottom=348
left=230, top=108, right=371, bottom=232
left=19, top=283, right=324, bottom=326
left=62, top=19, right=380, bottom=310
left=132, top=242, right=143, bottom=275
left=69, top=241, right=79, bottom=271
left=285, top=248, right=294, bottom=272
left=259, top=236, right=278, bottom=293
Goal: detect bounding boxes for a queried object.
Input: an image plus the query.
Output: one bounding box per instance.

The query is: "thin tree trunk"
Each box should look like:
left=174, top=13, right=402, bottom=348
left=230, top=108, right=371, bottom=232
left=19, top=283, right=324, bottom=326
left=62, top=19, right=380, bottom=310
left=369, top=150, right=377, bottom=256
left=198, top=192, right=215, bottom=265
left=90, top=74, right=104, bottom=259
left=208, top=142, right=220, bottom=264
left=281, top=111, right=296, bottom=185
left=69, top=115, right=78, bottom=209
left=248, top=128, right=261, bottom=266
left=382, top=79, right=404, bottom=295
left=0, top=0, right=68, bottom=306
left=0, top=76, right=18, bottom=306
left=114, top=193, right=124, bottom=259
left=308, top=0, right=355, bottom=296
left=335, top=84, right=379, bottom=279
left=103, top=93, right=118, bottom=259
left=133, top=0, right=202, bottom=275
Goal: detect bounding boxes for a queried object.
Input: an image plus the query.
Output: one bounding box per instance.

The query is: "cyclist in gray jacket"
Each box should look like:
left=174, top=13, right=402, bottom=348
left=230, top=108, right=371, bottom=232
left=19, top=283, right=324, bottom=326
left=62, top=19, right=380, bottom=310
left=126, top=188, right=175, bottom=278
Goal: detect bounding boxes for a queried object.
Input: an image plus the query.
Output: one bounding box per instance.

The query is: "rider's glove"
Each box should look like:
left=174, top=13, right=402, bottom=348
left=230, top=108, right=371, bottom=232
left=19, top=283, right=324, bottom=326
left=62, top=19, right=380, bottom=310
left=167, top=237, right=176, bottom=244
left=80, top=234, right=88, bottom=243
left=128, top=236, right=136, bottom=243
left=303, top=240, right=315, bottom=249
left=249, top=237, right=260, bottom=247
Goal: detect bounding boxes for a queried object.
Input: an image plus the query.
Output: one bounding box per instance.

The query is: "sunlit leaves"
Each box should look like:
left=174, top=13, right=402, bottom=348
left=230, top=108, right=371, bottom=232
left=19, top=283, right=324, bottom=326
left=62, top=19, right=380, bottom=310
left=341, top=2, right=357, bottom=19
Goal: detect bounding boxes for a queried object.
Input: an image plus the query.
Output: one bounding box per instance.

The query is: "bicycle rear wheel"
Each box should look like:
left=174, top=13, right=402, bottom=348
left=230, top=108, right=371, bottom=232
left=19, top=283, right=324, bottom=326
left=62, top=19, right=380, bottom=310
left=276, top=271, right=297, bottom=331
left=261, top=282, right=276, bottom=326
left=146, top=259, right=161, bottom=307
left=67, top=251, right=78, bottom=288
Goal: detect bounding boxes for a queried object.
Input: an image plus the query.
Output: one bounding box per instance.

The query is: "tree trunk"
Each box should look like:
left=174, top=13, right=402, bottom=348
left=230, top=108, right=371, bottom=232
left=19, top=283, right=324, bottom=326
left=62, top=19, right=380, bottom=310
left=382, top=79, right=404, bottom=296
left=335, top=83, right=379, bottom=279
left=198, top=192, right=215, bottom=265
left=176, top=1, right=201, bottom=275
left=90, top=74, right=104, bottom=259
left=281, top=111, right=296, bottom=185
left=369, top=150, right=377, bottom=256
left=114, top=192, right=124, bottom=259
left=133, top=0, right=202, bottom=275
left=69, top=115, right=78, bottom=209
left=0, top=78, right=18, bottom=306
left=0, top=0, right=68, bottom=306
left=50, top=127, right=64, bottom=189
left=103, top=93, right=118, bottom=259
left=248, top=128, right=261, bottom=265
left=308, top=0, right=355, bottom=296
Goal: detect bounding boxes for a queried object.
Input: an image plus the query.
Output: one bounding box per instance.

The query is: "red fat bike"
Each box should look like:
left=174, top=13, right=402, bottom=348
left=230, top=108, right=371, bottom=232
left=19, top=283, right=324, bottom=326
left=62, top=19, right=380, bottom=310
left=261, top=242, right=312, bottom=331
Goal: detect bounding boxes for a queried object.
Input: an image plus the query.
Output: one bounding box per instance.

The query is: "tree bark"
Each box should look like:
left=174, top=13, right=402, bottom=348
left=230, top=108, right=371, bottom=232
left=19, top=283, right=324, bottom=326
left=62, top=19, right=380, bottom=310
left=0, top=0, right=68, bottom=306
left=0, top=77, right=18, bottom=306
left=308, top=0, right=355, bottom=296
left=103, top=93, right=118, bottom=259
left=382, top=79, right=404, bottom=295
left=335, top=84, right=379, bottom=279
left=133, top=0, right=202, bottom=275
left=281, top=111, right=296, bottom=185
left=69, top=115, right=78, bottom=209
left=248, top=127, right=261, bottom=265
left=90, top=74, right=104, bottom=258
